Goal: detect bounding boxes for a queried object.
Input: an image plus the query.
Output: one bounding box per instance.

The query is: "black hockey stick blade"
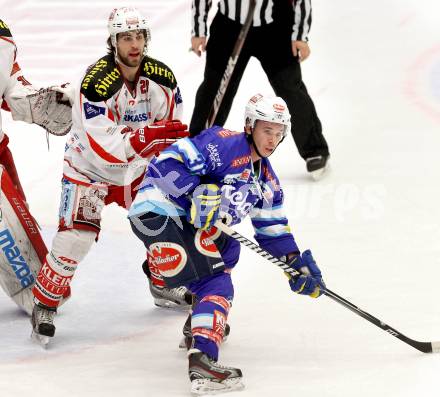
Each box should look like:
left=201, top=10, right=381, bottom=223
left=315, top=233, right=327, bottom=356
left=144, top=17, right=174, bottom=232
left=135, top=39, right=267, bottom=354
left=324, top=289, right=440, bottom=353
left=213, top=221, right=440, bottom=354
left=205, top=0, right=257, bottom=129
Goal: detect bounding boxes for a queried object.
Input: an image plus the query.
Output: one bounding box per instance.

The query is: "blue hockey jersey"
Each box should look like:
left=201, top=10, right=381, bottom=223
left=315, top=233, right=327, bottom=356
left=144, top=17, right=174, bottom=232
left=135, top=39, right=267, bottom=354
left=129, top=126, right=299, bottom=258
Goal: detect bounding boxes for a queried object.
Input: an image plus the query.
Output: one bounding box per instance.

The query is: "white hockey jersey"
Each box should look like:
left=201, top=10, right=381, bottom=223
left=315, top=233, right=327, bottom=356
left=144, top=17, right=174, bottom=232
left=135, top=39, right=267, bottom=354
left=0, top=20, right=38, bottom=143
left=64, top=54, right=183, bottom=187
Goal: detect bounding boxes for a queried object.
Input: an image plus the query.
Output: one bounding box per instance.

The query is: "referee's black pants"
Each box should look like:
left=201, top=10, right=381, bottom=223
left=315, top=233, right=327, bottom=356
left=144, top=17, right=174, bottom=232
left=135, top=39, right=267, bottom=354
left=190, top=13, right=329, bottom=160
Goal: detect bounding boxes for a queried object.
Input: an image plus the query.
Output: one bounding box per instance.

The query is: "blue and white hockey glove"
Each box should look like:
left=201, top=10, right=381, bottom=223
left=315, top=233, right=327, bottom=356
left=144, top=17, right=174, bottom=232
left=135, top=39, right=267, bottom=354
left=188, top=184, right=221, bottom=230
left=286, top=250, right=325, bottom=298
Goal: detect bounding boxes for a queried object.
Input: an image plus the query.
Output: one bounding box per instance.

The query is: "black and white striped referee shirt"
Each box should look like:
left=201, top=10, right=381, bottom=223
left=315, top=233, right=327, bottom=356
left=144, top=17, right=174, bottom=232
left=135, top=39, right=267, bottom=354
left=191, top=0, right=312, bottom=42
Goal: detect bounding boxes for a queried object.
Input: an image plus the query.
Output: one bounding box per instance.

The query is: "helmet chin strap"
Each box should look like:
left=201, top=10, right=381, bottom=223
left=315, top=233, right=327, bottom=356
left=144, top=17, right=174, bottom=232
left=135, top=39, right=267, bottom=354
left=246, top=125, right=266, bottom=159
left=246, top=125, right=282, bottom=159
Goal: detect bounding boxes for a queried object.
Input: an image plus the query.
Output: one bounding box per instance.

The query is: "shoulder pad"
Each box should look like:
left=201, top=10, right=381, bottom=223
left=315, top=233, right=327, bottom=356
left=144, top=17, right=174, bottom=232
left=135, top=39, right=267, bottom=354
left=80, top=55, right=123, bottom=102
left=141, top=56, right=177, bottom=89
left=0, top=20, right=13, bottom=38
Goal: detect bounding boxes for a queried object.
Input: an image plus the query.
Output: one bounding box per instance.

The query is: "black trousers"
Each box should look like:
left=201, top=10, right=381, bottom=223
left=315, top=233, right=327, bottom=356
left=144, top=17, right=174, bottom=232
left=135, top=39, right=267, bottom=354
left=190, top=13, right=329, bottom=160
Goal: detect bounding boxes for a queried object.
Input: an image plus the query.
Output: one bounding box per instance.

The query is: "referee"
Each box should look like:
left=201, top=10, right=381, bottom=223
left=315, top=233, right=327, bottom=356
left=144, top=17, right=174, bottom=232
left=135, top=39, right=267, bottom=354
left=190, top=0, right=330, bottom=179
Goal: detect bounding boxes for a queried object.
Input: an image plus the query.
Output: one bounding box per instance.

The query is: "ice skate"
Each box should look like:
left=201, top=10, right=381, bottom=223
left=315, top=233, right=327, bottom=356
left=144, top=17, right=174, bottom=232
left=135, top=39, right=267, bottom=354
left=306, top=155, right=330, bottom=181
left=188, top=349, right=244, bottom=395
left=149, top=280, right=193, bottom=310
left=142, top=260, right=193, bottom=310
left=179, top=313, right=194, bottom=349
left=31, top=302, right=56, bottom=347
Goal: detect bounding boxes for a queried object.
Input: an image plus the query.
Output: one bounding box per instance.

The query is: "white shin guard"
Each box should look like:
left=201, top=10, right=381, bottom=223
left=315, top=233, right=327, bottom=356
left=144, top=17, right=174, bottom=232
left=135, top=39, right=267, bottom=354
left=33, top=229, right=96, bottom=307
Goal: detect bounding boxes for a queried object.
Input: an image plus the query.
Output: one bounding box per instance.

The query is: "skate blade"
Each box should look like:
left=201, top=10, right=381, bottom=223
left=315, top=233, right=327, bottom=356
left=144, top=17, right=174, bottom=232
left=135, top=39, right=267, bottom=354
left=179, top=336, right=193, bottom=350
left=154, top=298, right=190, bottom=311
left=31, top=330, right=51, bottom=348
left=190, top=377, right=244, bottom=395
left=179, top=336, right=188, bottom=349
left=310, top=164, right=330, bottom=181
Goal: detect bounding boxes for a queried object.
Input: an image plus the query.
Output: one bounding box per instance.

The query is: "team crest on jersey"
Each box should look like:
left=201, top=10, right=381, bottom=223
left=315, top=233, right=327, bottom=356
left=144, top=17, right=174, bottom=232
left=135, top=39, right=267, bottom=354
left=194, top=227, right=222, bottom=258
left=148, top=242, right=187, bottom=278
left=174, top=86, right=183, bottom=104
left=239, top=169, right=251, bottom=181
left=84, top=103, right=105, bottom=119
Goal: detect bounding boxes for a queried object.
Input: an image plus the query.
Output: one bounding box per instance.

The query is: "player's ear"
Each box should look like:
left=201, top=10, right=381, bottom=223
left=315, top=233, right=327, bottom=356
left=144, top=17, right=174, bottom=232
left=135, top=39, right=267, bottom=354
left=244, top=117, right=252, bottom=135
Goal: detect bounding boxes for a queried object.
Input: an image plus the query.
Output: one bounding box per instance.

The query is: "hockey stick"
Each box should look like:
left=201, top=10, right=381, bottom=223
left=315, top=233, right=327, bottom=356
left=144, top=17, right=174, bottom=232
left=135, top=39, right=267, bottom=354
left=213, top=221, right=440, bottom=354
left=205, top=0, right=257, bottom=129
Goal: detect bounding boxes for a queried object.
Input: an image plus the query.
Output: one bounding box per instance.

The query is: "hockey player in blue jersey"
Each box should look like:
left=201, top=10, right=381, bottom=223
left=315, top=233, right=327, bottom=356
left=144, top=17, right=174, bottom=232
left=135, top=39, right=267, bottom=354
left=128, top=93, right=326, bottom=395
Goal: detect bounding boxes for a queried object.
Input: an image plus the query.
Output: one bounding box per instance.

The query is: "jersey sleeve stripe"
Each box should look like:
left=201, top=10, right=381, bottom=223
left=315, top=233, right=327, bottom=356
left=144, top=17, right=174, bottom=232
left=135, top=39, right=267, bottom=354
left=107, top=108, right=115, bottom=122
left=86, top=132, right=125, bottom=164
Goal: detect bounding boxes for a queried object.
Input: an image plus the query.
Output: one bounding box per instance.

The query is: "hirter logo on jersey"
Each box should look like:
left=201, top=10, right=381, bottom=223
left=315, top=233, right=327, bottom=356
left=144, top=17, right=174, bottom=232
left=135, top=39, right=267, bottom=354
left=148, top=242, right=187, bottom=278
left=84, top=103, right=105, bottom=119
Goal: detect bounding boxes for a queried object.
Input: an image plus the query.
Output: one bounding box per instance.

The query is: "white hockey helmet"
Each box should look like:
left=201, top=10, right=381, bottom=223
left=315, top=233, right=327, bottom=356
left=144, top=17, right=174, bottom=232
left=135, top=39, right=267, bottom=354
left=244, top=94, right=291, bottom=138
left=107, top=7, right=151, bottom=51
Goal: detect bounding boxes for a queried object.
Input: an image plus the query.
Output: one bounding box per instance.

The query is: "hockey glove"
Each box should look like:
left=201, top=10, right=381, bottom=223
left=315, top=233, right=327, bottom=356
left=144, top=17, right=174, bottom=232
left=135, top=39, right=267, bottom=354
left=188, top=184, right=221, bottom=230
left=129, top=120, right=189, bottom=158
left=21, top=85, right=73, bottom=136
left=286, top=250, right=325, bottom=298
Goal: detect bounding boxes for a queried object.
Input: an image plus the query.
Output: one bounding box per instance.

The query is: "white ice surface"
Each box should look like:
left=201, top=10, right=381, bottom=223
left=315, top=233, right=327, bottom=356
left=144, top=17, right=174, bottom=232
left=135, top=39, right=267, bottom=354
left=1, top=0, right=440, bottom=396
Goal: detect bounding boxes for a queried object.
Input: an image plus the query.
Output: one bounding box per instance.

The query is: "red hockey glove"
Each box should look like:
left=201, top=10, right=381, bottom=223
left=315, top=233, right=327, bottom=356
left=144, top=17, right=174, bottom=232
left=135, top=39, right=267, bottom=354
left=129, top=120, right=189, bottom=158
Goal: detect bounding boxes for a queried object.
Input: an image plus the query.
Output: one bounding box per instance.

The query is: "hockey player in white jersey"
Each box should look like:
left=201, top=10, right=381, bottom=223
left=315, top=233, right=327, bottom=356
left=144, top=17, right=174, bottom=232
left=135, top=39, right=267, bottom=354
left=0, top=19, right=73, bottom=315
left=30, top=7, right=191, bottom=345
